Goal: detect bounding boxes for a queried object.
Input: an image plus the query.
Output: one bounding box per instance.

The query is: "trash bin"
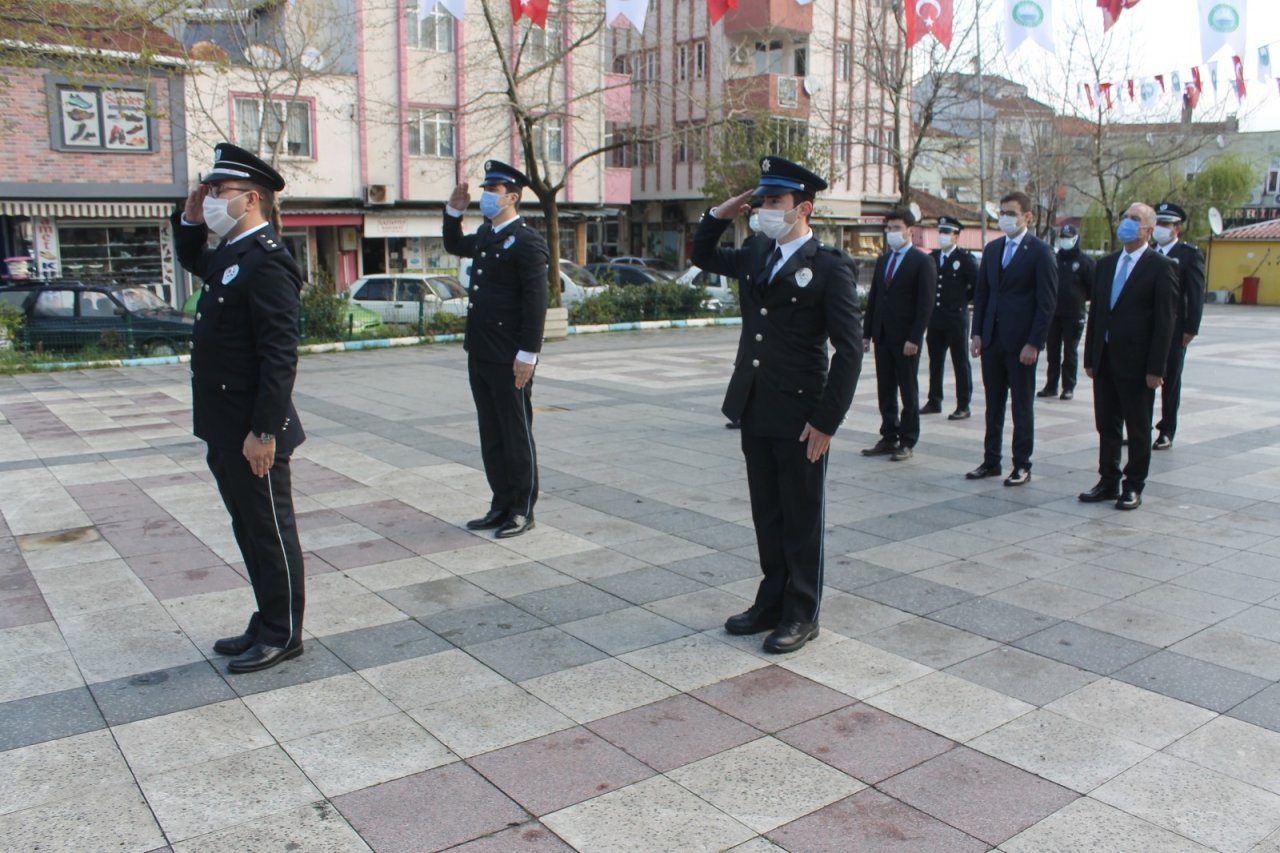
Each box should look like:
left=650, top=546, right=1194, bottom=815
left=1242, top=276, right=1259, bottom=305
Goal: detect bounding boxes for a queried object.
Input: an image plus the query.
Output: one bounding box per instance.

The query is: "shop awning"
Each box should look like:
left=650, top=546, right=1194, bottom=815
left=0, top=200, right=176, bottom=218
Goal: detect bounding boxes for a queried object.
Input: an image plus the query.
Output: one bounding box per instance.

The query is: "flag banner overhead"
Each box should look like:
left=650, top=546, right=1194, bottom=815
left=708, top=0, right=736, bottom=24
left=510, top=0, right=549, bottom=27
left=1260, top=46, right=1274, bottom=84
left=1005, top=0, right=1053, bottom=56
left=606, top=0, right=649, bottom=31
left=1198, top=0, right=1246, bottom=63
left=1233, top=54, right=1247, bottom=100
left=906, top=0, right=954, bottom=50
left=1139, top=76, right=1160, bottom=111
left=1099, top=0, right=1140, bottom=32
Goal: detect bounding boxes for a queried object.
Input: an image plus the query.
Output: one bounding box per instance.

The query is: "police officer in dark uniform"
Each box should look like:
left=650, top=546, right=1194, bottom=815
left=923, top=216, right=977, bottom=419
left=1152, top=202, right=1205, bottom=450
left=174, top=143, right=306, bottom=674
left=1038, top=224, right=1095, bottom=401
left=692, top=156, right=863, bottom=654
left=444, top=161, right=549, bottom=538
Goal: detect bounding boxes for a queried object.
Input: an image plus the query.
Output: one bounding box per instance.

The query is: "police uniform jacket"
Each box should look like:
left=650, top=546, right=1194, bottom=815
left=691, top=212, right=862, bottom=439
left=865, top=247, right=936, bottom=345
left=1163, top=240, right=1206, bottom=337
left=928, top=248, right=977, bottom=329
left=1054, top=246, right=1095, bottom=320
left=443, top=215, right=549, bottom=364
left=172, top=211, right=305, bottom=453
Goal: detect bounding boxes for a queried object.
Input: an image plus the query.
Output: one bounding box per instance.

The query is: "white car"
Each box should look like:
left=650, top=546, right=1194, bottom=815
left=676, top=266, right=737, bottom=311
left=346, top=274, right=468, bottom=323
left=457, top=259, right=604, bottom=307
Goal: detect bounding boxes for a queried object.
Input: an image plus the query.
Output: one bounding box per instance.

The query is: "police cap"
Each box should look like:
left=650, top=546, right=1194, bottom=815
left=481, top=160, right=530, bottom=189
left=1155, top=202, right=1187, bottom=224
left=755, top=156, right=828, bottom=197
left=201, top=142, right=285, bottom=192
left=937, top=216, right=963, bottom=233
left=1059, top=224, right=1079, bottom=238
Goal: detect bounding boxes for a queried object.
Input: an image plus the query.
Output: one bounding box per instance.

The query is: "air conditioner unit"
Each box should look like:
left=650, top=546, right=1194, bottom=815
left=364, top=184, right=395, bottom=205
left=729, top=45, right=751, bottom=66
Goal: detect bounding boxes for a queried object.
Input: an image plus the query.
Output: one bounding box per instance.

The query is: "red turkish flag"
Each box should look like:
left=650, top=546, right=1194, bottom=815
left=511, top=0, right=549, bottom=27
left=906, top=0, right=953, bottom=50
left=708, top=0, right=736, bottom=24
left=1099, top=0, right=1141, bottom=32
left=1098, top=82, right=1114, bottom=111
left=1233, top=55, right=1248, bottom=99
left=1184, top=83, right=1201, bottom=109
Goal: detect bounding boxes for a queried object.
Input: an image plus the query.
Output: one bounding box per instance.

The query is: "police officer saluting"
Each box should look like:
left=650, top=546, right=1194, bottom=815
left=174, top=143, right=306, bottom=674
left=923, top=216, right=977, bottom=420
left=444, top=161, right=549, bottom=538
left=1038, top=224, right=1095, bottom=401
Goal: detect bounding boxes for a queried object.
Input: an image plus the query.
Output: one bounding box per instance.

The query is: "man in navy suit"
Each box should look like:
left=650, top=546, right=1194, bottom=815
left=861, top=207, right=936, bottom=461
left=1078, top=202, right=1177, bottom=510
left=967, top=191, right=1058, bottom=486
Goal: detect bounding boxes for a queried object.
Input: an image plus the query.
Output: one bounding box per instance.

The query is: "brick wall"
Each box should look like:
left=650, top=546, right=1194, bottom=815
left=0, top=65, right=178, bottom=187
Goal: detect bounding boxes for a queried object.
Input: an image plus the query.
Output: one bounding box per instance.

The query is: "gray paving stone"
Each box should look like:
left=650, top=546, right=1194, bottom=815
left=223, top=640, right=352, bottom=697
left=468, top=626, right=607, bottom=682
left=861, top=617, right=1000, bottom=669
left=677, top=522, right=760, bottom=551
left=946, top=647, right=1098, bottom=707
left=856, top=575, right=975, bottom=616
left=931, top=597, right=1060, bottom=643
left=1228, top=684, right=1280, bottom=733
left=378, top=576, right=495, bottom=619
left=89, top=660, right=235, bottom=726
left=422, top=602, right=549, bottom=647
left=588, top=565, right=707, bottom=605
left=510, top=582, right=630, bottom=624
left=560, top=606, right=695, bottom=655
left=663, top=552, right=762, bottom=586
left=0, top=686, right=104, bottom=750
left=1114, top=650, right=1272, bottom=713
left=318, top=619, right=451, bottom=670
left=1014, top=622, right=1159, bottom=675
left=633, top=508, right=727, bottom=534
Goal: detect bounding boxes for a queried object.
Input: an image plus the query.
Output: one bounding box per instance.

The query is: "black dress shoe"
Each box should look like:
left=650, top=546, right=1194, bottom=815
left=1116, top=489, right=1142, bottom=510
left=891, top=445, right=914, bottom=461
left=862, top=441, right=897, bottom=457
left=466, top=508, right=509, bottom=530
left=948, top=408, right=971, bottom=420
left=763, top=622, right=819, bottom=654
left=724, top=607, right=780, bottom=636
left=495, top=514, right=535, bottom=538
left=227, top=642, right=303, bottom=674
left=1153, top=433, right=1173, bottom=450
left=213, top=632, right=255, bottom=656
left=1004, top=467, right=1031, bottom=486
left=965, top=462, right=1002, bottom=480
left=1036, top=388, right=1057, bottom=398
left=920, top=401, right=943, bottom=414
left=1078, top=482, right=1121, bottom=503
left=1060, top=390, right=1074, bottom=400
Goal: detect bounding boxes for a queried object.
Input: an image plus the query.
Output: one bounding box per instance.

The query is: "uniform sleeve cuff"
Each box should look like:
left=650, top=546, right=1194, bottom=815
left=516, top=350, right=538, bottom=365
left=445, top=205, right=464, bottom=218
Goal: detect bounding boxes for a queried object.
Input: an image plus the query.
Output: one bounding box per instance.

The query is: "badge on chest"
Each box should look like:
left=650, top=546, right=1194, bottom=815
left=795, top=268, right=813, bottom=288
left=221, top=264, right=240, bottom=285
left=503, top=235, right=515, bottom=250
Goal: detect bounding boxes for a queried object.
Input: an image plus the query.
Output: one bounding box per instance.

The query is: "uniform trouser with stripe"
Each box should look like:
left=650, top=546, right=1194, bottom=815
left=1156, top=338, right=1188, bottom=438
left=740, top=431, right=827, bottom=625
left=1043, top=315, right=1084, bottom=393
left=926, top=312, right=972, bottom=408
left=207, top=445, right=305, bottom=648
left=469, top=357, right=538, bottom=517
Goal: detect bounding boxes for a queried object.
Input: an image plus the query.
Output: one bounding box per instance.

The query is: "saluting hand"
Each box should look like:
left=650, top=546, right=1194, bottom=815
left=183, top=185, right=208, bottom=224
left=448, top=183, right=471, bottom=210
left=713, top=189, right=756, bottom=221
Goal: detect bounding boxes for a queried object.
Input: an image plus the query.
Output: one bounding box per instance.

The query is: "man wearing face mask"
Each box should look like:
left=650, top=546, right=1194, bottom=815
left=923, top=216, right=977, bottom=420
left=692, top=156, right=862, bottom=654
left=1079, top=203, right=1177, bottom=510
left=862, top=208, right=937, bottom=461
left=444, top=160, right=549, bottom=539
left=968, top=191, right=1058, bottom=486
left=1151, top=202, right=1205, bottom=451
left=173, top=143, right=307, bottom=674
left=1038, top=224, right=1095, bottom=401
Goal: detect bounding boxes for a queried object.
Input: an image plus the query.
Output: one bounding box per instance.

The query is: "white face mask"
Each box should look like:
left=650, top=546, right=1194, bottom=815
left=938, top=233, right=955, bottom=250
left=885, top=230, right=908, bottom=251
left=1153, top=225, right=1174, bottom=245
left=202, top=193, right=249, bottom=237
left=756, top=207, right=797, bottom=241
left=998, top=214, right=1022, bottom=237
left=748, top=213, right=760, bottom=233
left=1057, top=236, right=1077, bottom=250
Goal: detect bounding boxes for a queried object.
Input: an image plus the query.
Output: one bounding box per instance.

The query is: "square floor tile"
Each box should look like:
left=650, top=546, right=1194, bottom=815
left=90, top=660, right=234, bottom=726
left=220, top=640, right=352, bottom=697
left=856, top=575, right=974, bottom=616
left=777, top=703, right=953, bottom=784
left=1045, top=678, right=1216, bottom=750
left=334, top=763, right=528, bottom=852
left=559, top=605, right=694, bottom=655
left=588, top=565, right=707, bottom=604
left=867, top=671, right=1033, bottom=742
left=768, top=788, right=988, bottom=853
left=283, top=712, right=454, bottom=797
left=467, top=562, right=576, bottom=598
left=510, top=582, right=630, bottom=624
left=362, top=649, right=508, bottom=710
left=620, top=633, right=768, bottom=692
left=878, top=746, right=1077, bottom=846
left=946, top=646, right=1097, bottom=707
left=1014, top=622, right=1158, bottom=675
left=422, top=601, right=548, bottom=647
left=542, top=775, right=754, bottom=853
left=1229, top=684, right=1280, bottom=733
left=469, top=726, right=654, bottom=815
left=668, top=736, right=864, bottom=833
left=171, top=801, right=370, bottom=853
left=521, top=657, right=677, bottom=724
left=999, top=796, right=1217, bottom=853
left=1074, top=601, right=1209, bottom=647
left=318, top=619, right=450, bottom=671
left=663, top=552, right=762, bottom=586
left=243, top=672, right=399, bottom=742
left=1113, top=650, right=1270, bottom=713
left=812, top=590, right=914, bottom=639
left=861, top=617, right=998, bottom=669
left=447, top=820, right=573, bottom=852
left=1093, top=752, right=1280, bottom=852
left=779, top=638, right=931, bottom=700
left=408, top=683, right=574, bottom=759
left=587, top=693, right=760, bottom=773
left=466, top=626, right=607, bottom=682
left=0, top=729, right=132, bottom=814
left=378, top=576, right=494, bottom=620
left=645, top=587, right=753, bottom=631
left=0, top=686, right=105, bottom=751
left=690, top=666, right=854, bottom=732
left=113, top=699, right=274, bottom=777
left=1170, top=626, right=1280, bottom=680
left=1167, top=716, right=1280, bottom=796
left=0, top=781, right=165, bottom=853
left=930, top=597, right=1059, bottom=643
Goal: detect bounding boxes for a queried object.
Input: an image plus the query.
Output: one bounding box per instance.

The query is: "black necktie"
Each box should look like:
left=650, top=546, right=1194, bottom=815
left=761, top=246, right=782, bottom=285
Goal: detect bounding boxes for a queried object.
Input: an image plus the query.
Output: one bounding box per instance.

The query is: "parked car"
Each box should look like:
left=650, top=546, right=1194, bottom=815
left=0, top=280, right=192, bottom=355
left=345, top=274, right=468, bottom=323
left=583, top=263, right=678, bottom=287
left=182, top=286, right=383, bottom=334
left=676, top=266, right=737, bottom=311
left=610, top=256, right=679, bottom=272
left=457, top=260, right=604, bottom=307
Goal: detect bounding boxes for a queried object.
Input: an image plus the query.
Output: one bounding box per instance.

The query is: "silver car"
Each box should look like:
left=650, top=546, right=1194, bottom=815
left=346, top=274, right=469, bottom=323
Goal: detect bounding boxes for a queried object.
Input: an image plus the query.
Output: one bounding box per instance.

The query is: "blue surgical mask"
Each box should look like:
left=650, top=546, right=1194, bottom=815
left=1116, top=218, right=1141, bottom=243
left=479, top=190, right=504, bottom=220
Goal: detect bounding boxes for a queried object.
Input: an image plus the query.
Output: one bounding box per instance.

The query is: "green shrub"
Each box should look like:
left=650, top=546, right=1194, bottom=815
left=570, top=283, right=713, bottom=325
left=300, top=285, right=346, bottom=341
left=427, top=312, right=466, bottom=335
left=0, top=304, right=24, bottom=350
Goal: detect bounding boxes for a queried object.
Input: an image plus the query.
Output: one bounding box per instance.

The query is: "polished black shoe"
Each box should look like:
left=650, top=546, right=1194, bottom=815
left=1116, top=489, right=1143, bottom=510
left=227, top=642, right=303, bottom=674
left=1078, top=482, right=1121, bottom=503
left=763, top=622, right=819, bottom=654
left=724, top=607, right=780, bottom=636
left=862, top=441, right=898, bottom=457
left=948, top=408, right=971, bottom=420
left=466, top=508, right=509, bottom=530
left=1060, top=390, right=1074, bottom=400
left=891, top=445, right=914, bottom=461
left=1004, top=467, right=1031, bottom=487
left=1036, top=387, right=1057, bottom=398
left=965, top=462, right=1002, bottom=480
left=212, top=632, right=255, bottom=656
left=495, top=514, right=535, bottom=538
left=920, top=401, right=943, bottom=415
left=1153, top=433, right=1173, bottom=450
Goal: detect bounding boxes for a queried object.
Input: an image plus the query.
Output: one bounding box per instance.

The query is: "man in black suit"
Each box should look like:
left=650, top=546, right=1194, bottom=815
left=923, top=216, right=976, bottom=420
left=174, top=143, right=306, bottom=674
left=1151, top=201, right=1205, bottom=450
left=693, top=156, right=862, bottom=654
left=1079, top=202, right=1177, bottom=510
left=444, top=161, right=549, bottom=538
left=968, top=191, right=1058, bottom=486
left=862, top=208, right=937, bottom=461
left=1038, top=224, right=1095, bottom=401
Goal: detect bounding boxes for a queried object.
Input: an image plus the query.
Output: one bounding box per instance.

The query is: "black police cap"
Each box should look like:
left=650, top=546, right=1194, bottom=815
left=202, top=142, right=285, bottom=192
left=1155, top=202, right=1187, bottom=224
left=1059, top=224, right=1079, bottom=238
left=481, top=160, right=530, bottom=188
left=937, top=216, right=963, bottom=232
left=755, top=156, right=828, bottom=196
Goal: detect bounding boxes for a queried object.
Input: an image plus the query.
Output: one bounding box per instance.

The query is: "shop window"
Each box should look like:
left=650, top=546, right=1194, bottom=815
left=235, top=97, right=313, bottom=158
left=53, top=85, right=152, bottom=152
left=59, top=224, right=163, bottom=284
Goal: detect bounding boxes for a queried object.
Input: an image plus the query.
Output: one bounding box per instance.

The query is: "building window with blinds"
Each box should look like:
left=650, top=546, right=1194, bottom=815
left=408, top=109, right=456, bottom=158
left=234, top=97, right=314, bottom=159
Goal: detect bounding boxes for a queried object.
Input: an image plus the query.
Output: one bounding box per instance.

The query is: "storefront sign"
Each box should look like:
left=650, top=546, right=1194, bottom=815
left=32, top=217, right=60, bottom=278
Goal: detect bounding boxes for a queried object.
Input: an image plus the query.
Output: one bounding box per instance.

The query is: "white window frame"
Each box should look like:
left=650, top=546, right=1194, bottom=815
left=407, top=4, right=454, bottom=52
left=536, top=117, right=564, bottom=163
left=408, top=109, right=456, bottom=158
left=234, top=97, right=312, bottom=159
left=836, top=42, right=851, bottom=82
left=694, top=41, right=706, bottom=79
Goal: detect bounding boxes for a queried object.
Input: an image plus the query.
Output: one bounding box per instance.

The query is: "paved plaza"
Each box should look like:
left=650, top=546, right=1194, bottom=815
left=2, top=305, right=1280, bottom=851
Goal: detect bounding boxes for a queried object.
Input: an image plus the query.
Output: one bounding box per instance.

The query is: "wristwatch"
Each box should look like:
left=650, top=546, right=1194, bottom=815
left=257, top=432, right=276, bottom=444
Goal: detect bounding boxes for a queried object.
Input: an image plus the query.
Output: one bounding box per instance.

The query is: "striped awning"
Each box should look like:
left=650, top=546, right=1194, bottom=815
left=0, top=200, right=175, bottom=219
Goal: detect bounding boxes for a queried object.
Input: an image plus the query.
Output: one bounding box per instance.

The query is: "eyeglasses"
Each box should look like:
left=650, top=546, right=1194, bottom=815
left=207, top=184, right=255, bottom=198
